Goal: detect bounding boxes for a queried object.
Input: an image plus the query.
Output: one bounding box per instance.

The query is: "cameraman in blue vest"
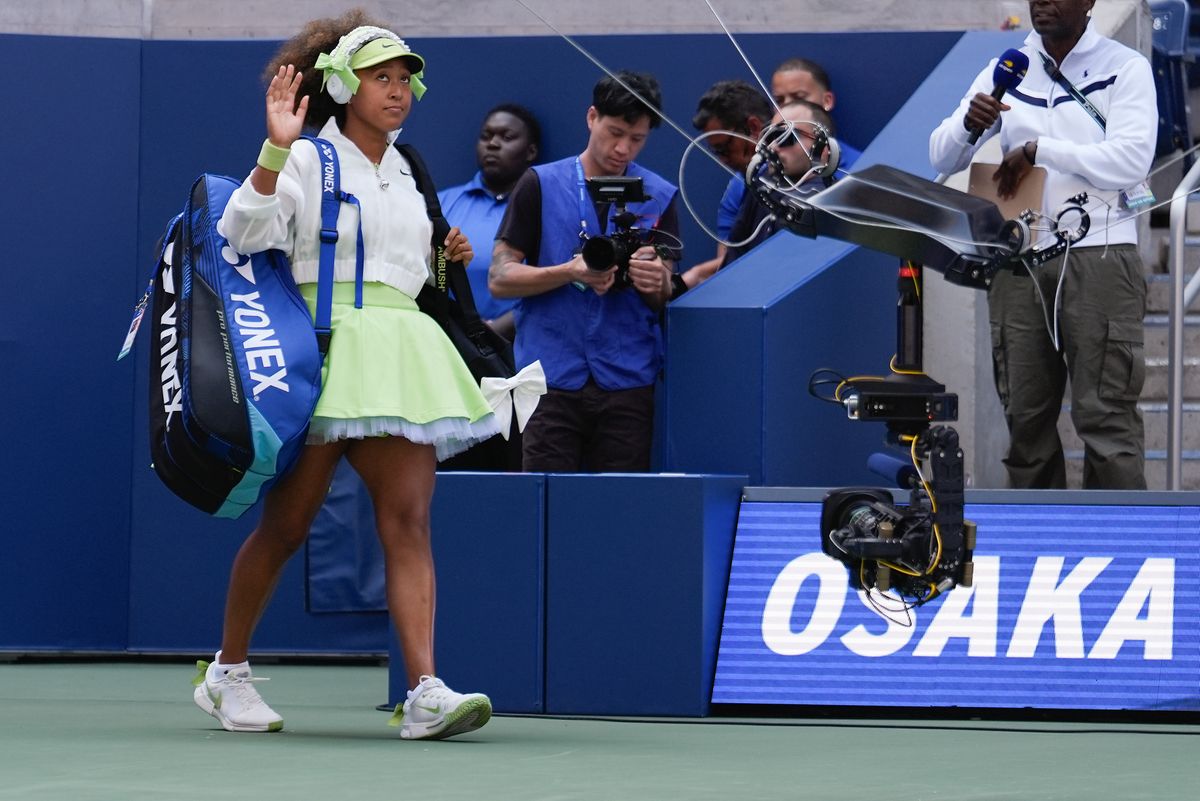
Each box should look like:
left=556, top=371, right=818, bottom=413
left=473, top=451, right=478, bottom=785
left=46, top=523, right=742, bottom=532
left=489, top=71, right=681, bottom=472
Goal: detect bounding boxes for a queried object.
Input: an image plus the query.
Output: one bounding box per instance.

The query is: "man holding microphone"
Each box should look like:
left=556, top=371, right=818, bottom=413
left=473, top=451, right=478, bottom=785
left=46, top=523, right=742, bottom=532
left=930, top=0, right=1157, bottom=489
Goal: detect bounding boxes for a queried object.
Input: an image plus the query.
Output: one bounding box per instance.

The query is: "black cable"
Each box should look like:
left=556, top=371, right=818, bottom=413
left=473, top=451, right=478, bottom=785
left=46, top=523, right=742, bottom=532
left=808, top=368, right=848, bottom=404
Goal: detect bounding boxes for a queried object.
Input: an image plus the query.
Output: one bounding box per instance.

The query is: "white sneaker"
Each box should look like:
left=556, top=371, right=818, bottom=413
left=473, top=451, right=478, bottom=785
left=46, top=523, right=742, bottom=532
left=191, top=658, right=284, bottom=733
left=390, top=675, right=492, bottom=740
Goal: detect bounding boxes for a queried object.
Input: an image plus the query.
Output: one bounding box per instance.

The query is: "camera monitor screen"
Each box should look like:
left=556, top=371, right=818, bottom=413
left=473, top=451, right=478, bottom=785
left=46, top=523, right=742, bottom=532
left=586, top=176, right=646, bottom=205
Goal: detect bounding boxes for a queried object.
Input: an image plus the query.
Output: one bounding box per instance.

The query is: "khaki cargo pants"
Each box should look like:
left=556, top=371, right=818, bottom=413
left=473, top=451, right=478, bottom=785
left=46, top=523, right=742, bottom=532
left=988, top=244, right=1147, bottom=489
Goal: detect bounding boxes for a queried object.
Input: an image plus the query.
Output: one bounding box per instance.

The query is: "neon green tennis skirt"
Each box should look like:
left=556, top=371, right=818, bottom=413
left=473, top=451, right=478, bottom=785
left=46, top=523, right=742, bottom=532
left=300, top=282, right=499, bottom=460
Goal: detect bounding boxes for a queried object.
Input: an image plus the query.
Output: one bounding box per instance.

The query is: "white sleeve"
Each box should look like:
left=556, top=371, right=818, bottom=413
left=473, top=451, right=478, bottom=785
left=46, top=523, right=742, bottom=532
left=218, top=149, right=311, bottom=256
left=929, top=61, right=997, bottom=175
left=1034, top=55, right=1157, bottom=191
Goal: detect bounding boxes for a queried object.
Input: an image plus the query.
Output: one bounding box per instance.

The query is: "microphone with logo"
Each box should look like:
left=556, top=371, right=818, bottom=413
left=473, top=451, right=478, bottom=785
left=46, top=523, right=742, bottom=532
left=967, top=48, right=1030, bottom=145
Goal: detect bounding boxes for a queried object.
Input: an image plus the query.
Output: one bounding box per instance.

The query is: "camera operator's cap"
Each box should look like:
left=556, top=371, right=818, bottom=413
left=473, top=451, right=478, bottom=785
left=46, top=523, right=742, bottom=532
left=317, top=26, right=427, bottom=103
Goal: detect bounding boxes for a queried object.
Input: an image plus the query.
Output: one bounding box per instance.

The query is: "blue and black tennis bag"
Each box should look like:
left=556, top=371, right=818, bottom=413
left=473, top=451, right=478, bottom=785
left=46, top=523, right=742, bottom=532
left=134, top=137, right=346, bottom=518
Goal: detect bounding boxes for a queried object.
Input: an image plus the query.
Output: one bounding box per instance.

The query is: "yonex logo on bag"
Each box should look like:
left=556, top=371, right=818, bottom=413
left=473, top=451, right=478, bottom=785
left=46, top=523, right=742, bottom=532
left=222, top=243, right=255, bottom=286
left=229, top=291, right=290, bottom=398
left=158, top=249, right=183, bottom=425
left=321, top=143, right=336, bottom=195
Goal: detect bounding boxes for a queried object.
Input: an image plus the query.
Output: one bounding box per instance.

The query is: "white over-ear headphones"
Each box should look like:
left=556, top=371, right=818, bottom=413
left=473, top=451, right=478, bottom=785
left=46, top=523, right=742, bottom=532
left=326, top=74, right=353, bottom=105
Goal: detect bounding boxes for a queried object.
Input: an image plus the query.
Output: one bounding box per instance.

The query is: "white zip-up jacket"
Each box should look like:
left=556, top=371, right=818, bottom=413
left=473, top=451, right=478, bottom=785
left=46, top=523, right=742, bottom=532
left=221, top=118, right=433, bottom=298
left=930, top=22, right=1156, bottom=249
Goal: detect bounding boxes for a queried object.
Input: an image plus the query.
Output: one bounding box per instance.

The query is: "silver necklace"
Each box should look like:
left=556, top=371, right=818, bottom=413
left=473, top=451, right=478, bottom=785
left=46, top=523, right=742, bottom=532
left=373, top=162, right=390, bottom=190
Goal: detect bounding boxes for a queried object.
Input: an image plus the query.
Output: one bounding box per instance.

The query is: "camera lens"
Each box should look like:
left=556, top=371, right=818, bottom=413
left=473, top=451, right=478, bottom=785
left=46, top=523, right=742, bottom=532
left=581, top=236, right=628, bottom=272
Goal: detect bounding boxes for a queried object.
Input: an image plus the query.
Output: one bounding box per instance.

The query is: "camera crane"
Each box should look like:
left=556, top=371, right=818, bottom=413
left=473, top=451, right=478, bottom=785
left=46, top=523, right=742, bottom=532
left=743, top=131, right=1090, bottom=605
left=816, top=256, right=976, bottom=605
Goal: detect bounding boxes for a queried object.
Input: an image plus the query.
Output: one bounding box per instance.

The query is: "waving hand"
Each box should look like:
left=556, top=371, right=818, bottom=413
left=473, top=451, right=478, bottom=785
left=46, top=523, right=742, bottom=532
left=266, top=64, right=309, bottom=148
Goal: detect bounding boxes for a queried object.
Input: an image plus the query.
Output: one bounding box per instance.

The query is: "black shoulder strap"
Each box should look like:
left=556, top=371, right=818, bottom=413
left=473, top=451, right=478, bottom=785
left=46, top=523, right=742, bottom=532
left=1038, top=51, right=1107, bottom=132
left=394, top=143, right=486, bottom=327
left=395, top=143, right=448, bottom=221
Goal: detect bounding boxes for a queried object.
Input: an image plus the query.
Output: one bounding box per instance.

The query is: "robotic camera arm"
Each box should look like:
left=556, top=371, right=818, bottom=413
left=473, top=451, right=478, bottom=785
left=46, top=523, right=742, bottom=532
left=745, top=138, right=1091, bottom=289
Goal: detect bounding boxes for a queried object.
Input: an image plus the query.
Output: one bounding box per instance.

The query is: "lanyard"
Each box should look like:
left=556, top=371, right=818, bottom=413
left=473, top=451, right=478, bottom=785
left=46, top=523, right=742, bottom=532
left=1039, top=51, right=1107, bottom=132
left=575, top=156, right=624, bottom=241
left=574, top=157, right=596, bottom=240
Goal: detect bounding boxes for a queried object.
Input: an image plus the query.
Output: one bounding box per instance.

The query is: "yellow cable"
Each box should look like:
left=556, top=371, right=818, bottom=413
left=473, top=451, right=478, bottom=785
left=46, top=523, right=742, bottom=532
left=834, top=374, right=887, bottom=401
left=909, top=269, right=921, bottom=302
left=878, top=559, right=922, bottom=577
left=888, top=354, right=925, bottom=376
left=908, top=435, right=943, bottom=574
left=867, top=450, right=923, bottom=576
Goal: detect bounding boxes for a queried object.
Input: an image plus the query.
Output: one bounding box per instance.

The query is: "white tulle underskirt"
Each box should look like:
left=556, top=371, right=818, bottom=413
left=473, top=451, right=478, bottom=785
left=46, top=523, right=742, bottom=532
left=307, top=414, right=502, bottom=461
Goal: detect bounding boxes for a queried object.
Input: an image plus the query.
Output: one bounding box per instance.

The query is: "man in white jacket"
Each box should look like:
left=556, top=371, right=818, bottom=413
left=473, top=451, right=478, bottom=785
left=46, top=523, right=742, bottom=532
left=929, top=0, right=1156, bottom=489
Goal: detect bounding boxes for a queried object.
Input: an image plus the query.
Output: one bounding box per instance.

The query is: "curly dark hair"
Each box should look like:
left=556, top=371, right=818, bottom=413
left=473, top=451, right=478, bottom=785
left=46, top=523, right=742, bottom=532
left=261, top=8, right=396, bottom=131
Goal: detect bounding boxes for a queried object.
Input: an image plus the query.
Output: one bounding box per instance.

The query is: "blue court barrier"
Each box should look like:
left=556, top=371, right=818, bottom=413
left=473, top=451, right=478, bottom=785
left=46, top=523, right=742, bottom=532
left=385, top=473, right=746, bottom=714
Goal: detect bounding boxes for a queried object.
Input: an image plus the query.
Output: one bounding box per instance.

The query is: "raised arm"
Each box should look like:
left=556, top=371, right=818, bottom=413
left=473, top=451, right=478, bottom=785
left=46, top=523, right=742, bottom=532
left=929, top=60, right=996, bottom=176
left=250, top=64, right=310, bottom=196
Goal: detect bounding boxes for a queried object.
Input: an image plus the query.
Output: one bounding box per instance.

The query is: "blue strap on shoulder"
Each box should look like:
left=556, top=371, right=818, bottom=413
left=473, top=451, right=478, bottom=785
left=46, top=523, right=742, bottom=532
left=303, top=136, right=366, bottom=359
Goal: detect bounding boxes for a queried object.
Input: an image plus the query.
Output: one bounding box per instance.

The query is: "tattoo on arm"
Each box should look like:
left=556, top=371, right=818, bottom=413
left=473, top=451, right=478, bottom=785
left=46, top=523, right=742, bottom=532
left=490, top=242, right=524, bottom=281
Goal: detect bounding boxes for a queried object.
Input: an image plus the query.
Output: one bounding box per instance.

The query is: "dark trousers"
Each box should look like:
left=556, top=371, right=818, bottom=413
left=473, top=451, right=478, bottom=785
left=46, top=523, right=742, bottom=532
left=438, top=417, right=523, bottom=472
left=521, top=379, right=655, bottom=473
left=988, top=244, right=1146, bottom=489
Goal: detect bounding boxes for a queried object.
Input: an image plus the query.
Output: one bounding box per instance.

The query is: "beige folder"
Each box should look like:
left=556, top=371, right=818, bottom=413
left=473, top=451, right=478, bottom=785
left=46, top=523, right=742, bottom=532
left=967, top=163, right=1047, bottom=220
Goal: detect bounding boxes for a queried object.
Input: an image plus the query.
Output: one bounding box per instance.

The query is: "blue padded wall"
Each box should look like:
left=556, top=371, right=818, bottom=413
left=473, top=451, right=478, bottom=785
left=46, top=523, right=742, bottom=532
left=388, top=473, right=547, bottom=713
left=664, top=235, right=896, bottom=487
left=544, top=474, right=745, bottom=716
left=0, top=35, right=141, bottom=650
left=126, top=497, right=389, bottom=654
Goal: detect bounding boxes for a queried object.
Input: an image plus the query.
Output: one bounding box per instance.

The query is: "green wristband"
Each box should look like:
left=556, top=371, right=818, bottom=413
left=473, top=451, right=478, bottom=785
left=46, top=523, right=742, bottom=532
left=257, top=139, right=291, bottom=173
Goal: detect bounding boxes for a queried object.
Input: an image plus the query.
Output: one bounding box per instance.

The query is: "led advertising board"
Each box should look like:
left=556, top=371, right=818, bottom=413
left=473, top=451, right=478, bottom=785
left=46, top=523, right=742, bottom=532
left=712, top=500, right=1200, bottom=711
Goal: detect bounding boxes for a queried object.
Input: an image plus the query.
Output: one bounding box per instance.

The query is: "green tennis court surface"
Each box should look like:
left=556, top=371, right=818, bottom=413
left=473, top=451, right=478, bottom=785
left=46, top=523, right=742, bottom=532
left=0, top=663, right=1194, bottom=800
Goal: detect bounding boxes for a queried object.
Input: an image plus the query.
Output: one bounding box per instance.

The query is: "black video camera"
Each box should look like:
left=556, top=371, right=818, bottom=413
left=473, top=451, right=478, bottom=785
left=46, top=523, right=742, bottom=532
left=580, top=176, right=659, bottom=289
left=820, top=427, right=975, bottom=602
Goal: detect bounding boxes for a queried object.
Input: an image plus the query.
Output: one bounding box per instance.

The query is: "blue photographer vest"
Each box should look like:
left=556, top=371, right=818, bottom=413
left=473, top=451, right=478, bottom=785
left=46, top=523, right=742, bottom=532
left=514, top=156, right=678, bottom=391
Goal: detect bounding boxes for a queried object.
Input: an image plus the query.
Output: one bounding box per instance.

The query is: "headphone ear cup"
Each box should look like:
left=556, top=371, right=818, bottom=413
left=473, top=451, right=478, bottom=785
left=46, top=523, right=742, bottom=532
left=326, top=75, right=351, bottom=104
left=817, top=136, right=841, bottom=179
left=745, top=152, right=764, bottom=185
